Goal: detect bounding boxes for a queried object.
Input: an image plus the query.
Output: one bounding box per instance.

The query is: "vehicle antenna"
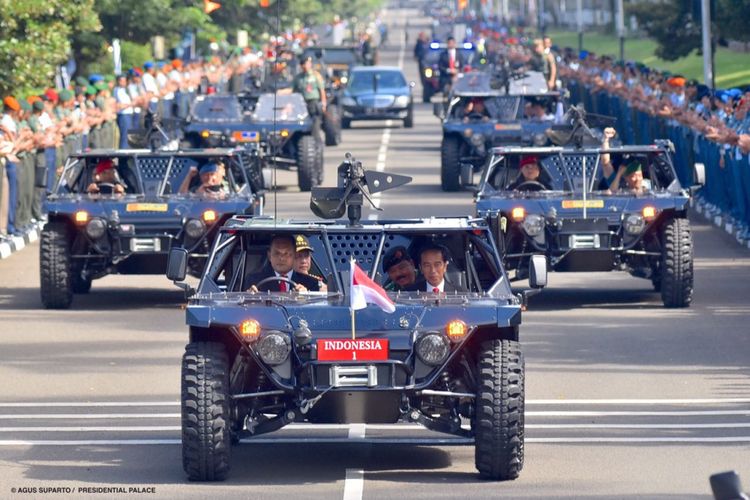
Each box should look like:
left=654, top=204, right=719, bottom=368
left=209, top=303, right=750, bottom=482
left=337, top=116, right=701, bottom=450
left=271, top=0, right=281, bottom=227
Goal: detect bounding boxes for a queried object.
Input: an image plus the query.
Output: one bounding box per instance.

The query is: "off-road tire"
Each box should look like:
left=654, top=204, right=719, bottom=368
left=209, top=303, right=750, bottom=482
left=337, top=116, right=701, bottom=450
left=404, top=106, right=414, bottom=128
left=441, top=136, right=462, bottom=191
left=40, top=222, right=73, bottom=309
left=296, top=135, right=320, bottom=192
left=660, top=218, right=693, bottom=308
left=324, top=105, right=342, bottom=146
left=474, top=339, right=524, bottom=481
left=181, top=342, right=231, bottom=481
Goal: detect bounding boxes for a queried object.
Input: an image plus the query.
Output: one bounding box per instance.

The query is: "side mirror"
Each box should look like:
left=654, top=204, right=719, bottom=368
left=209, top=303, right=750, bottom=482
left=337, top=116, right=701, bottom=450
left=710, top=471, right=746, bottom=500
left=528, top=254, right=547, bottom=289
left=409, top=81, right=416, bottom=88
left=693, top=162, right=706, bottom=187
left=166, top=248, right=188, bottom=282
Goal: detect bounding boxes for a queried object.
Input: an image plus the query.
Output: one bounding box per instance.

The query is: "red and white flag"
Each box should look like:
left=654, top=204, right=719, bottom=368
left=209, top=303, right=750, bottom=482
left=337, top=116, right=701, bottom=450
left=350, top=259, right=396, bottom=313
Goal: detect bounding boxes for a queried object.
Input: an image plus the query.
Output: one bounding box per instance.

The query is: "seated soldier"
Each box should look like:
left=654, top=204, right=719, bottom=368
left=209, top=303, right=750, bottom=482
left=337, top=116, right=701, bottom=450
left=524, top=98, right=553, bottom=121
left=381, top=245, right=417, bottom=291
left=507, top=155, right=551, bottom=190
left=246, top=235, right=320, bottom=293
left=178, top=161, right=228, bottom=198
left=608, top=157, right=651, bottom=195
left=407, top=243, right=468, bottom=293
left=462, top=97, right=490, bottom=122
left=86, top=159, right=126, bottom=195
left=292, top=234, right=327, bottom=292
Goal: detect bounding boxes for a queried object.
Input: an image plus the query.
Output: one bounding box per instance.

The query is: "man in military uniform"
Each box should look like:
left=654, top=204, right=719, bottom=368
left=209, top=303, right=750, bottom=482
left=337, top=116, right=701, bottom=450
left=292, top=55, right=327, bottom=142
left=293, top=234, right=327, bottom=291
left=382, top=245, right=417, bottom=291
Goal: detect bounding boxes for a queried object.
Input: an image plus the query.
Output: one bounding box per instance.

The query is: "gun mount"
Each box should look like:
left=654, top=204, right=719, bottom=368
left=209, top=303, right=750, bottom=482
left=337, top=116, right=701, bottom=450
left=546, top=105, right=617, bottom=148
left=310, top=153, right=411, bottom=225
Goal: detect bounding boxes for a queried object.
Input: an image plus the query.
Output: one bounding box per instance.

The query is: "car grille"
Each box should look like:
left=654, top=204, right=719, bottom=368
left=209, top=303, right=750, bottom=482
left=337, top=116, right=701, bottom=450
left=358, top=96, right=395, bottom=108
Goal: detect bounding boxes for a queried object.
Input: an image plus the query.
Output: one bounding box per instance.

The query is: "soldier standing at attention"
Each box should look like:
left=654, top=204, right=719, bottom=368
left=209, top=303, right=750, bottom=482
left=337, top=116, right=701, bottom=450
left=292, top=55, right=327, bottom=142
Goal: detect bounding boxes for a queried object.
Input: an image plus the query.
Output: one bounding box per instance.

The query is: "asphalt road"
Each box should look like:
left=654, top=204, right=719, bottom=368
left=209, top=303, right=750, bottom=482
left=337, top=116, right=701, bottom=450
left=1, top=6, right=749, bottom=500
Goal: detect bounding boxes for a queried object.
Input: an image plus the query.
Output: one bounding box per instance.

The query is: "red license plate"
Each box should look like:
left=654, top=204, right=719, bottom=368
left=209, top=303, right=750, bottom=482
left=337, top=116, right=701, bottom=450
left=317, top=339, right=389, bottom=362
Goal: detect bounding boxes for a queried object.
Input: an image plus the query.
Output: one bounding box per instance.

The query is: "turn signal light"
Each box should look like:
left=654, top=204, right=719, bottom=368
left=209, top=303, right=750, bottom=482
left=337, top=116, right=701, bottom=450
left=240, top=319, right=261, bottom=340
left=642, top=206, right=657, bottom=221
left=202, top=209, right=217, bottom=223
left=200, top=130, right=210, bottom=138
left=446, top=320, right=467, bottom=340
left=74, top=210, right=89, bottom=224
left=280, top=129, right=290, bottom=138
left=511, top=207, right=526, bottom=222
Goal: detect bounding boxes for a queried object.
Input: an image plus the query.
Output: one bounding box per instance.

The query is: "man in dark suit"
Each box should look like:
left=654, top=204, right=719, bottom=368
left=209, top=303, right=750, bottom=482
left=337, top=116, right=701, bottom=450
left=407, top=243, right=468, bottom=293
left=438, top=37, right=464, bottom=93
left=247, top=235, right=322, bottom=292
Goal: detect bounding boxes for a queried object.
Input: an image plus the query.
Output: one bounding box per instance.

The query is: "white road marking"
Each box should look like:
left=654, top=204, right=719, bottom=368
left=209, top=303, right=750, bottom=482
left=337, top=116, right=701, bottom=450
left=528, top=410, right=750, bottom=417
left=527, top=423, right=750, bottom=429
left=348, top=423, right=366, bottom=439
left=0, top=398, right=749, bottom=407
left=0, top=426, right=181, bottom=432
left=0, top=414, right=180, bottom=419
left=343, top=469, right=364, bottom=500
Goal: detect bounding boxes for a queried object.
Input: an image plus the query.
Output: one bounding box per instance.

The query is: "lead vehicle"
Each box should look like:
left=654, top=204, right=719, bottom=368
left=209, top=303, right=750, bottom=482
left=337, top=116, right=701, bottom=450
left=168, top=155, right=546, bottom=481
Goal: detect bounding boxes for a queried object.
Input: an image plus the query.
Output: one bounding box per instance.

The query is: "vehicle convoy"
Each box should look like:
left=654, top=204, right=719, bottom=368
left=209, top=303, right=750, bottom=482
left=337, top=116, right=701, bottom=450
left=183, top=92, right=323, bottom=192
left=418, top=41, right=477, bottom=102
left=340, top=66, right=415, bottom=129
left=40, top=149, right=263, bottom=309
left=168, top=154, right=547, bottom=482
left=474, top=114, right=704, bottom=307
left=436, top=70, right=564, bottom=191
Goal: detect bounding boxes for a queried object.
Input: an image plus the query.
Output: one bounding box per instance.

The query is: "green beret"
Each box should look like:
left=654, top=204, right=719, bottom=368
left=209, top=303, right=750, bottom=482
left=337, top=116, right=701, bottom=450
left=624, top=159, right=642, bottom=175
left=85, top=85, right=97, bottom=96
left=75, top=76, right=89, bottom=86
left=19, top=99, right=32, bottom=112
left=59, top=89, right=74, bottom=102
left=95, top=81, right=108, bottom=92
left=32, top=100, right=45, bottom=111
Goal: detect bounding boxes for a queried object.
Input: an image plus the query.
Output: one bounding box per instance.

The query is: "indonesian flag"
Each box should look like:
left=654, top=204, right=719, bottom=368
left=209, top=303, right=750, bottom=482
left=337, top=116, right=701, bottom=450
left=350, top=259, right=396, bottom=313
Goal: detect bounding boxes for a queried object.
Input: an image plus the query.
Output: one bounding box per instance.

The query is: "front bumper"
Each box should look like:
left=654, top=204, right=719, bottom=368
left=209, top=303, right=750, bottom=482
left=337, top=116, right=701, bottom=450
left=342, top=105, right=410, bottom=121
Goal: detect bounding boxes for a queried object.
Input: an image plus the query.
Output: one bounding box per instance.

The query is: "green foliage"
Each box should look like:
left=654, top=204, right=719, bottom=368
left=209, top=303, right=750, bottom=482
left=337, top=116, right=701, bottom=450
left=628, top=0, right=702, bottom=61
left=716, top=0, right=750, bottom=42
left=0, top=0, right=100, bottom=95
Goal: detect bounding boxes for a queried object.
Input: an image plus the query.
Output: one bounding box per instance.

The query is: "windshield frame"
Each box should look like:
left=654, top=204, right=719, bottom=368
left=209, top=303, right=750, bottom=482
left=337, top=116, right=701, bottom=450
left=189, top=95, right=244, bottom=123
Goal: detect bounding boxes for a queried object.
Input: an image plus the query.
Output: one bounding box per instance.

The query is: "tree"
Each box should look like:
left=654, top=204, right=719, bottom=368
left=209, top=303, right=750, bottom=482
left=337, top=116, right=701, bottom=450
left=0, top=0, right=100, bottom=95
left=628, top=0, right=702, bottom=60
left=716, top=0, right=750, bottom=42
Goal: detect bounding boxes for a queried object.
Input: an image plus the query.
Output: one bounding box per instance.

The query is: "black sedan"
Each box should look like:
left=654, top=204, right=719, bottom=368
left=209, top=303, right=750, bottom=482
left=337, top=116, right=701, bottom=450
left=340, top=66, right=414, bottom=128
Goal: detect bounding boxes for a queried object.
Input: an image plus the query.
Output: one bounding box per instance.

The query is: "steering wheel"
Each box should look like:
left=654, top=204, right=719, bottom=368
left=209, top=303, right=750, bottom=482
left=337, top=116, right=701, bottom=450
left=467, top=112, right=485, bottom=120
left=514, top=180, right=548, bottom=192
left=255, top=276, right=299, bottom=290
left=96, top=182, right=117, bottom=195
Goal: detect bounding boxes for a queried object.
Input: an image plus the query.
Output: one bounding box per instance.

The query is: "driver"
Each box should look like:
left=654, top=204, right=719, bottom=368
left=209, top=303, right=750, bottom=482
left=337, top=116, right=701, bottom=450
left=462, top=97, right=490, bottom=122
left=382, top=245, right=418, bottom=291
left=87, top=159, right=126, bottom=195
left=179, top=162, right=228, bottom=198
left=408, top=243, right=468, bottom=293
left=507, top=155, right=551, bottom=190
left=247, top=235, right=320, bottom=292
left=292, top=234, right=327, bottom=292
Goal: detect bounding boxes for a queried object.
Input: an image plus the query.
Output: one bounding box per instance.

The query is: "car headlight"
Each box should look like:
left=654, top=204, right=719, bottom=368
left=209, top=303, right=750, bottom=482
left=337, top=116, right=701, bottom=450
left=532, top=133, right=548, bottom=146
left=394, top=95, right=410, bottom=107
left=522, top=214, right=545, bottom=236
left=256, top=331, right=291, bottom=365
left=415, top=332, right=450, bottom=366
left=85, top=218, right=107, bottom=240
left=184, top=218, right=206, bottom=239
left=424, top=68, right=433, bottom=78
left=624, top=214, right=645, bottom=235
left=341, top=96, right=357, bottom=106
left=469, top=133, right=485, bottom=147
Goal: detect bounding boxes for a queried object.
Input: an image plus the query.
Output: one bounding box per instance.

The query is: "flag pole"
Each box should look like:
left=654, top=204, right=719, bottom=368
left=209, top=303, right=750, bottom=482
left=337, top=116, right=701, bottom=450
left=351, top=307, right=356, bottom=340
left=350, top=257, right=356, bottom=340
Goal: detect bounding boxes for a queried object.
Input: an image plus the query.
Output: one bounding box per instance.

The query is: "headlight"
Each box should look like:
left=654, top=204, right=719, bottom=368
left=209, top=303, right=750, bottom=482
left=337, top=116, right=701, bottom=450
left=85, top=218, right=107, bottom=239
left=522, top=214, right=545, bottom=236
left=394, top=95, right=410, bottom=107
left=341, top=96, right=357, bottom=106
left=256, top=331, right=291, bottom=365
left=424, top=68, right=433, bottom=78
left=416, top=332, right=451, bottom=366
left=624, top=214, right=645, bottom=235
left=184, top=218, right=206, bottom=239
left=469, top=133, right=485, bottom=147
left=532, top=133, right=548, bottom=146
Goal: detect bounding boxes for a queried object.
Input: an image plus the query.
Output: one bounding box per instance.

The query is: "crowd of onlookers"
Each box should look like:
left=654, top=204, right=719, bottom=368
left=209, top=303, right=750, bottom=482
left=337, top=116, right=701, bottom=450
left=558, top=50, right=750, bottom=154
left=0, top=52, right=262, bottom=239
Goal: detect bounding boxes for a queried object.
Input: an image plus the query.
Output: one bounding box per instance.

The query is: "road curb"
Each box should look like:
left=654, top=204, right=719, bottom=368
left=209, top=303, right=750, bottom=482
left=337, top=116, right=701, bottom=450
left=0, top=222, right=43, bottom=260
left=694, top=197, right=750, bottom=250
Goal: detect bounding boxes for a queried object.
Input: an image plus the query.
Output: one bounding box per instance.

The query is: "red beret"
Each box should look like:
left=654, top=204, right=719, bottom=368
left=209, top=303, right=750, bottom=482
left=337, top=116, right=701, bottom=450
left=94, top=159, right=115, bottom=175
left=520, top=156, right=539, bottom=168
left=45, top=89, right=59, bottom=102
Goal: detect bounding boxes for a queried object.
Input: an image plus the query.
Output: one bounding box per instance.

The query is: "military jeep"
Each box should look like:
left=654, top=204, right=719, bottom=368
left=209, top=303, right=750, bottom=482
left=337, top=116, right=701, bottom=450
left=40, top=149, right=263, bottom=309
left=167, top=154, right=546, bottom=481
